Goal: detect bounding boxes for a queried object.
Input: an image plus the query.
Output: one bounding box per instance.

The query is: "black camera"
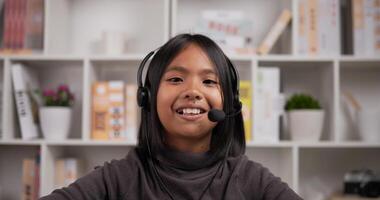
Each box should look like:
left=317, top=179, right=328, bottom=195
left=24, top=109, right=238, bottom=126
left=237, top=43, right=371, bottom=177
left=344, top=169, right=380, bottom=198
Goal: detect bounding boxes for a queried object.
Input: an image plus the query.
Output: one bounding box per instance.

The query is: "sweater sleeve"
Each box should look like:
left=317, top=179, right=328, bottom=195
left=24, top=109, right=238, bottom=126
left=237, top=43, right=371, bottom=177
left=39, top=162, right=118, bottom=200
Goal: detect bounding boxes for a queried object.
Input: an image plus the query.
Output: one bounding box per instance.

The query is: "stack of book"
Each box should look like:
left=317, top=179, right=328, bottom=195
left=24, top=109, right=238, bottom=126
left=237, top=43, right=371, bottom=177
left=297, top=0, right=340, bottom=55
left=91, top=81, right=138, bottom=142
left=1, top=0, right=44, bottom=54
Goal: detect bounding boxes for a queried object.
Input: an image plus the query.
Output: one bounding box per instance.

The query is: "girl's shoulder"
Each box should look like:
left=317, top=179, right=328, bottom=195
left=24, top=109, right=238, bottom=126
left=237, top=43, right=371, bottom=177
left=104, top=147, right=141, bottom=170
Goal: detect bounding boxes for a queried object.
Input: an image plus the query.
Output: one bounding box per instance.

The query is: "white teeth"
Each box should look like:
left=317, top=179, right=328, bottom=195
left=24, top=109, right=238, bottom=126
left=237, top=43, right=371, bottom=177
left=182, top=108, right=201, bottom=114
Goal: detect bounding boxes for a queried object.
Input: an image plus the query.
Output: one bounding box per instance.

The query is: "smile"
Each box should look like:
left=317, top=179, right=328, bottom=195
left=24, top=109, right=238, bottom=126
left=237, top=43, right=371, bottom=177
left=176, top=108, right=206, bottom=115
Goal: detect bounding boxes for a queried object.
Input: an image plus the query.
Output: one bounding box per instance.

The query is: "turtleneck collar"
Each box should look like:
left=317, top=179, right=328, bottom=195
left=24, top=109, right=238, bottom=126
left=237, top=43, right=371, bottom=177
left=155, top=146, right=221, bottom=171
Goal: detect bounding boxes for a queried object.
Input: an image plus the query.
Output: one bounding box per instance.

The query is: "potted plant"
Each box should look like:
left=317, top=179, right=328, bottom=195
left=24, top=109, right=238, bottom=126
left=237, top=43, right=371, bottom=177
left=285, top=93, right=324, bottom=141
left=39, top=84, right=74, bottom=140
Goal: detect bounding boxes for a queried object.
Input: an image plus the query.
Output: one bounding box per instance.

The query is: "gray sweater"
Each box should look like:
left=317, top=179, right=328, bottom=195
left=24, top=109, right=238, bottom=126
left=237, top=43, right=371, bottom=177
left=40, top=148, right=303, bottom=200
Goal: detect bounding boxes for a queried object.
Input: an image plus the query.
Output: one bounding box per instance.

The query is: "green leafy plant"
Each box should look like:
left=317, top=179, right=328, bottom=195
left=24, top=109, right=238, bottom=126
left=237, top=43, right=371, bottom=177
left=285, top=93, right=321, bottom=111
left=41, top=84, right=74, bottom=107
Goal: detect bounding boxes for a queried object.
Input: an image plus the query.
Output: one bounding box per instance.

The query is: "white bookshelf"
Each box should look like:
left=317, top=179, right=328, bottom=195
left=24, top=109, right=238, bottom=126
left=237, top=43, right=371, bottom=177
left=1, top=0, right=380, bottom=199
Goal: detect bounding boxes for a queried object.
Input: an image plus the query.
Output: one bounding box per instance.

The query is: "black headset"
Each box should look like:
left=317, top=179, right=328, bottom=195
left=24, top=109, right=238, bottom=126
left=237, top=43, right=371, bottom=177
left=136, top=49, right=242, bottom=112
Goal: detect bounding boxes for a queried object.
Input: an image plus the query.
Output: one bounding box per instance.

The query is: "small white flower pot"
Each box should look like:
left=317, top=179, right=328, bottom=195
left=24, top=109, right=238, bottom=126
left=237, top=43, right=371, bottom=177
left=40, top=107, right=72, bottom=140
left=287, top=110, right=325, bottom=141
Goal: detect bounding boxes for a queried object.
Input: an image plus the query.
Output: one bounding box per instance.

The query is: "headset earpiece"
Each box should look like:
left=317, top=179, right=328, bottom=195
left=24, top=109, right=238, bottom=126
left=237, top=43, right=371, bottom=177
left=137, top=86, right=150, bottom=109
left=137, top=51, right=155, bottom=110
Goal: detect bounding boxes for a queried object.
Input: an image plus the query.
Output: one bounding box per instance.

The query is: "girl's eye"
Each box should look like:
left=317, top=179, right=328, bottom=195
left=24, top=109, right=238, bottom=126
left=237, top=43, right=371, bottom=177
left=167, top=77, right=183, bottom=83
left=203, top=79, right=218, bottom=85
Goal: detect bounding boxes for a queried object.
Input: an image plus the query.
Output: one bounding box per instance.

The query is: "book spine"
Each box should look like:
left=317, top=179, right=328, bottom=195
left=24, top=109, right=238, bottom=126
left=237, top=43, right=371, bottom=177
left=54, top=159, right=65, bottom=188
left=375, top=0, right=380, bottom=54
left=364, top=0, right=375, bottom=55
left=108, top=81, right=125, bottom=140
left=308, top=0, right=319, bottom=55
left=298, top=0, right=308, bottom=55
left=319, top=0, right=339, bottom=55
left=91, top=82, right=109, bottom=140
left=239, top=81, right=252, bottom=142
left=352, top=0, right=365, bottom=55
left=33, top=152, right=40, bottom=199
left=3, top=0, right=14, bottom=50
left=341, top=0, right=354, bottom=54
left=22, top=159, right=36, bottom=200
left=257, top=9, right=292, bottom=55
left=24, top=0, right=44, bottom=51
left=125, top=84, right=138, bottom=143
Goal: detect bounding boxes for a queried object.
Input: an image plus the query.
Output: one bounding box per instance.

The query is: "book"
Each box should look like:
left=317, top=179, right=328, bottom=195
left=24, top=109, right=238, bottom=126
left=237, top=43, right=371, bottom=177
left=298, top=0, right=308, bottom=54
left=239, top=81, right=252, bottom=142
left=318, top=0, right=340, bottom=55
left=257, top=9, right=292, bottom=55
left=55, top=158, right=83, bottom=188
left=22, top=158, right=37, bottom=200
left=91, top=82, right=109, bottom=140
left=352, top=0, right=366, bottom=55
left=375, top=0, right=380, bottom=55
left=254, top=67, right=281, bottom=142
left=24, top=0, right=44, bottom=51
left=125, top=84, right=138, bottom=143
left=341, top=0, right=354, bottom=54
left=11, top=63, right=40, bottom=140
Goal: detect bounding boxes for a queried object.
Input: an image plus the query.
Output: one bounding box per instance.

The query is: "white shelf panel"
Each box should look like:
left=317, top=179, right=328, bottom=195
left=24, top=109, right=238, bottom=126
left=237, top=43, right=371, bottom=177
left=246, top=141, right=294, bottom=148
left=6, top=54, right=85, bottom=61
left=257, top=55, right=335, bottom=62
left=297, top=141, right=380, bottom=148
left=340, top=56, right=380, bottom=62
left=45, top=139, right=137, bottom=146
left=0, top=139, right=43, bottom=145
left=89, top=54, right=147, bottom=61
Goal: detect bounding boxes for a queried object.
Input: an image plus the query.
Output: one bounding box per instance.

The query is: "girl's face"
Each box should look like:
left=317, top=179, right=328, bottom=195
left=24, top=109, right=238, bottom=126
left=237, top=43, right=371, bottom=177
left=157, top=44, right=223, bottom=152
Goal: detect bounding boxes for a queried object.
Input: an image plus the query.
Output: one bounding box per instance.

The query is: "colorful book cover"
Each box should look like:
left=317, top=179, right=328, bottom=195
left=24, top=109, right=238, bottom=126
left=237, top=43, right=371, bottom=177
left=239, top=81, right=252, bottom=142
left=91, top=82, right=109, bottom=140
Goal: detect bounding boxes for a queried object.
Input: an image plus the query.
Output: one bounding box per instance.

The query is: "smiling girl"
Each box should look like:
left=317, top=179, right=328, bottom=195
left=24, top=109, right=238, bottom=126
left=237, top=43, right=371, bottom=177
left=41, top=34, right=302, bottom=200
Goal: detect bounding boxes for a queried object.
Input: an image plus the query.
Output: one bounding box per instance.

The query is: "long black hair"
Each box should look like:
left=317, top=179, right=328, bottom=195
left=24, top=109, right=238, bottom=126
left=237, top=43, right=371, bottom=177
left=137, top=34, right=245, bottom=162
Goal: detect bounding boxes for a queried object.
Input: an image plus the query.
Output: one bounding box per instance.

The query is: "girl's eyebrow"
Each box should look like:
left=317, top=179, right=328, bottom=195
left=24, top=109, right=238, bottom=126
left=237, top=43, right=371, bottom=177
left=165, top=66, right=217, bottom=75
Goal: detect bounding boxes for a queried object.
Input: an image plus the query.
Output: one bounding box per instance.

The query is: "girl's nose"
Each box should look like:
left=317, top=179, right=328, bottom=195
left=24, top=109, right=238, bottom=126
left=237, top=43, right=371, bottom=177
left=181, top=80, right=203, bottom=101
left=184, top=90, right=202, bottom=101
